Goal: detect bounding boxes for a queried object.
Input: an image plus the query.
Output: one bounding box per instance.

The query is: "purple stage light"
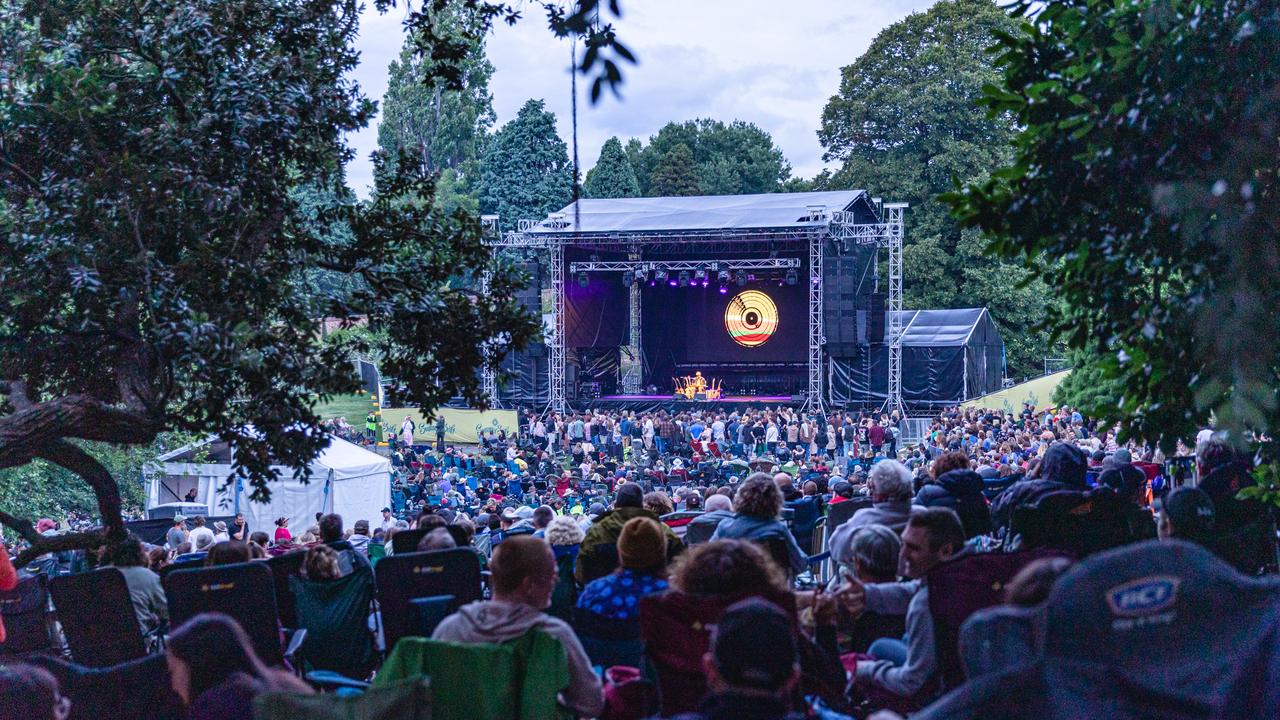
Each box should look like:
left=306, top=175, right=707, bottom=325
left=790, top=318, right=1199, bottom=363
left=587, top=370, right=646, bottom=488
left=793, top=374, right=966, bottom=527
left=718, top=286, right=728, bottom=294
left=669, top=279, right=678, bottom=287
left=701, top=280, right=709, bottom=287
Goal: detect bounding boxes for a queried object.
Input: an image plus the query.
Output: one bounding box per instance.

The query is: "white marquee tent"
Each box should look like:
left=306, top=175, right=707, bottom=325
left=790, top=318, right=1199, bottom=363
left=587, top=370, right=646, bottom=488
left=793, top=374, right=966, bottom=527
left=148, top=434, right=391, bottom=534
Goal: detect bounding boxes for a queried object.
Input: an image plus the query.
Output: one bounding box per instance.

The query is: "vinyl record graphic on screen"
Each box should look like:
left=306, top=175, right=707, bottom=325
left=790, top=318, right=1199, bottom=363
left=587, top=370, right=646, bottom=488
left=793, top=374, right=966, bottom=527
left=725, top=290, right=779, bottom=348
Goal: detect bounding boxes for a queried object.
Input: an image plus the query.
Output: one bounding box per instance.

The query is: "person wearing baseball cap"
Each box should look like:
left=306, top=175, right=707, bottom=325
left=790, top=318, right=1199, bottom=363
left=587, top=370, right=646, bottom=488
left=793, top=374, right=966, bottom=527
left=1157, top=486, right=1217, bottom=544
left=678, top=598, right=803, bottom=719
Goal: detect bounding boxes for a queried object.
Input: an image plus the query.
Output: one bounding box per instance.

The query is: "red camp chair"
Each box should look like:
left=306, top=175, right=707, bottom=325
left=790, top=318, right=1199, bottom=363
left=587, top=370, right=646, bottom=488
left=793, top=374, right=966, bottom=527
left=926, top=548, right=1070, bottom=690
left=639, top=590, right=796, bottom=716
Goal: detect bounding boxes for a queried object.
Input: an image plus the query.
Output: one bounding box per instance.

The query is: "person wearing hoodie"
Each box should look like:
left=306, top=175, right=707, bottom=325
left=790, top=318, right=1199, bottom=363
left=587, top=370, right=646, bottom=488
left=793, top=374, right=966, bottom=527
left=431, top=536, right=604, bottom=718
left=827, top=460, right=922, bottom=566
left=914, top=451, right=992, bottom=539
left=989, top=442, right=1088, bottom=532
left=574, top=483, right=679, bottom=584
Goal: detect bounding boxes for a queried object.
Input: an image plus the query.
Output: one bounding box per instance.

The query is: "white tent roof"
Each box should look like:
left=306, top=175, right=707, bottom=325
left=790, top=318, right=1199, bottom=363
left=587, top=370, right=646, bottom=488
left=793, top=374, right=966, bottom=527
left=152, top=433, right=391, bottom=535
left=526, top=190, right=869, bottom=235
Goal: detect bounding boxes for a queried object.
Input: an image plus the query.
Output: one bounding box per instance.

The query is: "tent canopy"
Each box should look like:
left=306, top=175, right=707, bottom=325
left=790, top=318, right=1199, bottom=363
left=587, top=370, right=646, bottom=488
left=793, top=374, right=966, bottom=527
left=526, top=190, right=870, bottom=235
left=888, top=308, right=993, bottom=347
left=832, top=308, right=1006, bottom=409
left=151, top=434, right=390, bottom=537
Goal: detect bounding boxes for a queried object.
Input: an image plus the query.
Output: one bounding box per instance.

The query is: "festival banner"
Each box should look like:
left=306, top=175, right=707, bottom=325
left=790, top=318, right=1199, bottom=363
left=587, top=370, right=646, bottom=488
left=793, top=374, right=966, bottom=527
left=380, top=407, right=520, bottom=445
left=960, top=369, right=1071, bottom=413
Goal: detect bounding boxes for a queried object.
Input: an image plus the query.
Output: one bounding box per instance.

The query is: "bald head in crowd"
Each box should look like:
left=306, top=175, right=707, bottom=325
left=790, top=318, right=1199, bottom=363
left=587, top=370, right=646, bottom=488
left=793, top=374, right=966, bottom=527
left=705, top=494, right=733, bottom=513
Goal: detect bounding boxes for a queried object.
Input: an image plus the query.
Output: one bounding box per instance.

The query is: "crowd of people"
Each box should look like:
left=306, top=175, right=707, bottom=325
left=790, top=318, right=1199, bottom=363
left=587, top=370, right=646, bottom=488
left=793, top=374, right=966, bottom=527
left=2, top=401, right=1275, bottom=719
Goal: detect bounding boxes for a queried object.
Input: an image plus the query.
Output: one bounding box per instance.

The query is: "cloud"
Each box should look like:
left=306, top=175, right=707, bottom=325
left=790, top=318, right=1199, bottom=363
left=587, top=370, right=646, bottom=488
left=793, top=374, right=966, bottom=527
left=344, top=0, right=940, bottom=198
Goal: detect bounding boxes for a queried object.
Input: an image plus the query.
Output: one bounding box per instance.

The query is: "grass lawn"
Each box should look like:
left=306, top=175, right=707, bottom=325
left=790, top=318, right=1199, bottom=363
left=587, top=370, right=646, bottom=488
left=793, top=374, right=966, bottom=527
left=314, top=393, right=381, bottom=426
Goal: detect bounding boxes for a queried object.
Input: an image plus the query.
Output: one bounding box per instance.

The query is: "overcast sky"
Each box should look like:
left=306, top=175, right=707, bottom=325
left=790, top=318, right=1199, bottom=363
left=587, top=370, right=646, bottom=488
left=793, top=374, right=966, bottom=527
left=345, top=0, right=940, bottom=199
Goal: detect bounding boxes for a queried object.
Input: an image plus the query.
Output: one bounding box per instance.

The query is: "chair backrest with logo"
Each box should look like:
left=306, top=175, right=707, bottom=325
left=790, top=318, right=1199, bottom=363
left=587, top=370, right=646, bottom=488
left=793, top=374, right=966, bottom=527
left=375, top=548, right=482, bottom=652
left=0, top=573, right=52, bottom=658
left=164, top=561, right=282, bottom=665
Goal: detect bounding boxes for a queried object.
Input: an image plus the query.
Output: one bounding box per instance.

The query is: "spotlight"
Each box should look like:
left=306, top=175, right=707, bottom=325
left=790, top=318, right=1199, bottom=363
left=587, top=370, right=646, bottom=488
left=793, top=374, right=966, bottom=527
left=622, top=271, right=634, bottom=287
left=718, top=284, right=729, bottom=295
left=716, top=270, right=731, bottom=284
left=678, top=271, right=690, bottom=287
left=785, top=269, right=798, bottom=286
left=694, top=268, right=708, bottom=282
left=734, top=270, right=747, bottom=287
left=577, top=272, right=589, bottom=288
left=655, top=269, right=669, bottom=282
left=635, top=268, right=648, bottom=283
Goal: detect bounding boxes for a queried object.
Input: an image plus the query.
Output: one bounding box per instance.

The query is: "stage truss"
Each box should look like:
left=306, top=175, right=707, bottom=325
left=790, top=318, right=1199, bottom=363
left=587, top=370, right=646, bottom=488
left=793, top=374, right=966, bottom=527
left=482, top=204, right=907, bottom=417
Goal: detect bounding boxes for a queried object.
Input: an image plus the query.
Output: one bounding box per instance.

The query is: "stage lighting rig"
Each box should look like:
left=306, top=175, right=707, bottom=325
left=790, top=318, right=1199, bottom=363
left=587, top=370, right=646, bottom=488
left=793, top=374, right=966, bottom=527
left=734, top=270, right=748, bottom=287
left=785, top=269, right=798, bottom=286
left=677, top=271, right=691, bottom=287
left=577, top=271, right=589, bottom=288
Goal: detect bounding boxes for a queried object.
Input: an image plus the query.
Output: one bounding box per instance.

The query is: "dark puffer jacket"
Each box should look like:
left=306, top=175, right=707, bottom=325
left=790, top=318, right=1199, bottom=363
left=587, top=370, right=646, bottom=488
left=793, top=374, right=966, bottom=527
left=916, top=469, right=993, bottom=539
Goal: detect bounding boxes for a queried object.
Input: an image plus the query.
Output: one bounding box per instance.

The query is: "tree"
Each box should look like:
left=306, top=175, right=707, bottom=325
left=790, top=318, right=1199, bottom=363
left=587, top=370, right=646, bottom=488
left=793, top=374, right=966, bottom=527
left=629, top=119, right=791, bottom=196
left=478, top=99, right=574, bottom=229
left=646, top=143, right=702, bottom=197
left=378, top=9, right=496, bottom=215
left=945, top=0, right=1279, bottom=448
left=0, top=0, right=536, bottom=563
left=583, top=137, right=640, bottom=198
left=816, top=0, right=1058, bottom=378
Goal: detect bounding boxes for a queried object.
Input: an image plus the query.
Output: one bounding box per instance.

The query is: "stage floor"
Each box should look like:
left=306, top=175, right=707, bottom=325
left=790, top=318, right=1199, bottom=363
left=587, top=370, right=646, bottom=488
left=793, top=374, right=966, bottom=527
left=596, top=394, right=794, bottom=404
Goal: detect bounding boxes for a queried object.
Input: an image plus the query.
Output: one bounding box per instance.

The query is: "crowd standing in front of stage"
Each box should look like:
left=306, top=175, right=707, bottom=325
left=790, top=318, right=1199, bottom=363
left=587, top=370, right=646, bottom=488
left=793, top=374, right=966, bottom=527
left=6, top=402, right=1274, bottom=720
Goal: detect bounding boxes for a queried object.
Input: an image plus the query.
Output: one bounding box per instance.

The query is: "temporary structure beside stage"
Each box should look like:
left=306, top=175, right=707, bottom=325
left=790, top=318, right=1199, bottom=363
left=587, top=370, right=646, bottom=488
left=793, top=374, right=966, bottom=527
left=147, top=433, right=391, bottom=535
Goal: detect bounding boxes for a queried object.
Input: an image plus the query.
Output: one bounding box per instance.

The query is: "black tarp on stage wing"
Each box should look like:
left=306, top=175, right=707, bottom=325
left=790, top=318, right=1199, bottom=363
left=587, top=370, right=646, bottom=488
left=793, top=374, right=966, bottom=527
left=829, top=308, right=1004, bottom=409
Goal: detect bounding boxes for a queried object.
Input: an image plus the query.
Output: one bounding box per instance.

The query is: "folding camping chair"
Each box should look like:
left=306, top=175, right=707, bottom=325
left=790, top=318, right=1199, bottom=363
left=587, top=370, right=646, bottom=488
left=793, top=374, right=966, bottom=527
left=957, top=603, right=1041, bottom=680
left=640, top=590, right=797, bottom=716
left=290, top=564, right=379, bottom=678
left=577, top=542, right=620, bottom=585
left=926, top=548, right=1069, bottom=690
left=786, top=496, right=822, bottom=553
left=375, top=548, right=482, bottom=653
left=572, top=608, right=642, bottom=669
left=390, top=528, right=429, bottom=555
left=826, top=497, right=871, bottom=535
left=50, top=568, right=148, bottom=668
left=1011, top=489, right=1136, bottom=557
left=24, top=652, right=184, bottom=720
left=164, top=560, right=299, bottom=667
left=266, top=549, right=308, bottom=628
left=0, top=573, right=53, bottom=659
left=914, top=540, right=1280, bottom=720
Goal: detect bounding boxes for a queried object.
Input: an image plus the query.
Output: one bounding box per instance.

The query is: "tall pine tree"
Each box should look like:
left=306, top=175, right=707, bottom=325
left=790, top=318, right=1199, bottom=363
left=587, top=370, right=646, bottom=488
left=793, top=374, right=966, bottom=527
left=583, top=137, right=640, bottom=198
left=378, top=8, right=495, bottom=214
left=646, top=143, right=702, bottom=197
left=478, top=99, right=574, bottom=229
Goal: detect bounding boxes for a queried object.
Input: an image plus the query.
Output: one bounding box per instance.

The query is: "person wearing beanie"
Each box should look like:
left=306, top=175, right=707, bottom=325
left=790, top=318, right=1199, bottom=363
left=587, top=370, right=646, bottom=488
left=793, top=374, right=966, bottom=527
left=990, top=441, right=1089, bottom=531
left=672, top=598, right=804, bottom=720
left=575, top=482, right=680, bottom=584
left=575, top=517, right=669, bottom=622
left=1158, top=487, right=1217, bottom=544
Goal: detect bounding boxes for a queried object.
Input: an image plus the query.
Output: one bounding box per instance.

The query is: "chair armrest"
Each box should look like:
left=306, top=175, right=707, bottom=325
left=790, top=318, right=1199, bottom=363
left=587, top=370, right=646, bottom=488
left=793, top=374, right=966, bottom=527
left=805, top=551, right=830, bottom=566
left=284, top=628, right=308, bottom=667
left=305, top=670, right=372, bottom=692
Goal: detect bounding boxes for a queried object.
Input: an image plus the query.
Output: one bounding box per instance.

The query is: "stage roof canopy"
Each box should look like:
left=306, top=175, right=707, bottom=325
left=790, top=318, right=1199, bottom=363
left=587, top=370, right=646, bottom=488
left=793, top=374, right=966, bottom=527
left=526, top=190, right=870, bottom=235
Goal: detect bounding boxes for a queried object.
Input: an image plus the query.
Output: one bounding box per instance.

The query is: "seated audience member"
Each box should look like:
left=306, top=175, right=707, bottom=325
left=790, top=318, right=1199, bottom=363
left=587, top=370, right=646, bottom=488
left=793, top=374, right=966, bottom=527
left=576, top=517, right=668, bottom=621
left=101, top=535, right=168, bottom=636
left=416, top=527, right=458, bottom=553
left=842, top=507, right=966, bottom=702
left=204, top=541, right=251, bottom=567
left=318, top=513, right=371, bottom=575
left=1195, top=438, right=1262, bottom=532
left=0, top=663, right=71, bottom=720
left=670, top=540, right=845, bottom=703
left=990, top=442, right=1088, bottom=531
left=302, top=544, right=342, bottom=582
left=827, top=524, right=906, bottom=654
left=348, top=520, right=372, bottom=554
left=671, top=599, right=805, bottom=720
left=166, top=613, right=311, bottom=720
left=1003, top=556, right=1073, bottom=607
left=530, top=506, right=555, bottom=538
left=685, top=494, right=735, bottom=543
left=828, top=460, right=922, bottom=562
left=431, top=536, right=604, bottom=718
left=711, top=473, right=807, bottom=576
left=576, top=482, right=678, bottom=583
left=248, top=532, right=271, bottom=554
left=1157, top=487, right=1217, bottom=545
left=644, top=491, right=676, bottom=517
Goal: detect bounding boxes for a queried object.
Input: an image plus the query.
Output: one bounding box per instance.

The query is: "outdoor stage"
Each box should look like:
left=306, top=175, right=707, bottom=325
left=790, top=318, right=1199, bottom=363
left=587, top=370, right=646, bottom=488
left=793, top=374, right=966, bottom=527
left=576, top=393, right=797, bottom=413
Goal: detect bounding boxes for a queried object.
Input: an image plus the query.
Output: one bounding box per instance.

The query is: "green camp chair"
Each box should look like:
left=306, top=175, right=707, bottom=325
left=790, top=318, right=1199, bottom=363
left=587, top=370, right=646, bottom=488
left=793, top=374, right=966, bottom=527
left=255, top=677, right=431, bottom=720
left=290, top=565, right=379, bottom=679
left=375, top=631, right=571, bottom=720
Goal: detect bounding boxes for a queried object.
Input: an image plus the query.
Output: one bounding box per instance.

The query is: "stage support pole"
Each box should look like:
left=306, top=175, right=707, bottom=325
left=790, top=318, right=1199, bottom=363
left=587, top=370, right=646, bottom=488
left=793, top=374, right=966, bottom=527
left=623, top=252, right=643, bottom=393
left=479, top=216, right=501, bottom=408
left=883, top=203, right=907, bottom=417
left=547, top=236, right=567, bottom=414
left=805, top=229, right=824, bottom=415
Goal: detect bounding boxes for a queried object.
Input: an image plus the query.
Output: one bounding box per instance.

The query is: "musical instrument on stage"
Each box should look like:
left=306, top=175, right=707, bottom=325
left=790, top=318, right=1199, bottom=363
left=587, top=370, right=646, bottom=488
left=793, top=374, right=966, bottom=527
left=674, top=371, right=722, bottom=400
